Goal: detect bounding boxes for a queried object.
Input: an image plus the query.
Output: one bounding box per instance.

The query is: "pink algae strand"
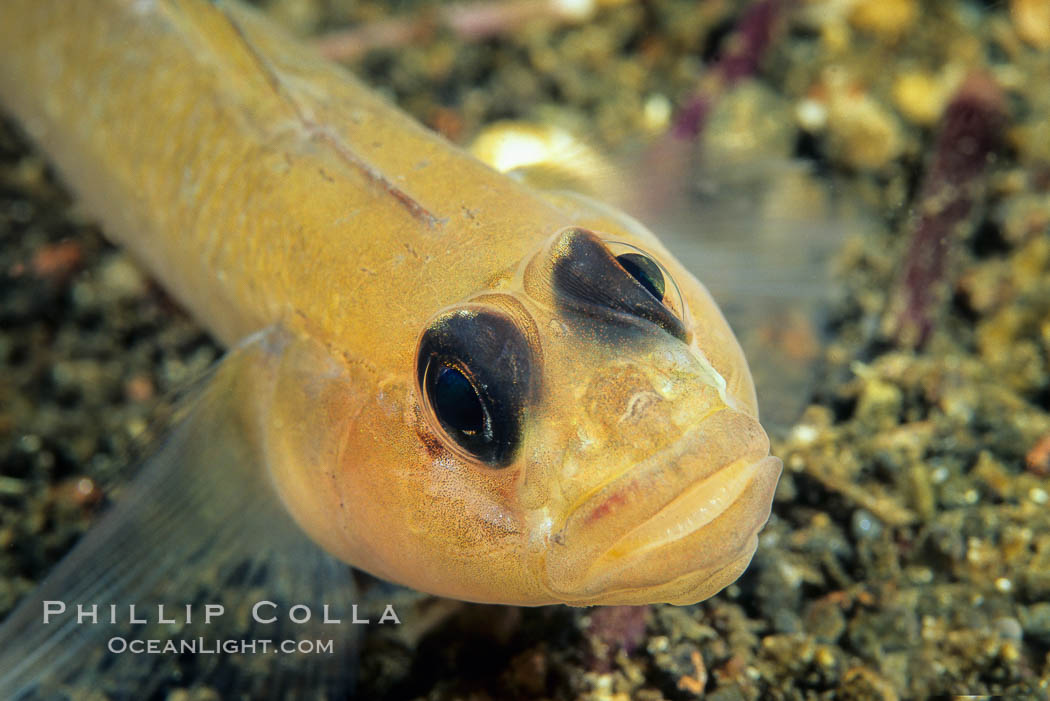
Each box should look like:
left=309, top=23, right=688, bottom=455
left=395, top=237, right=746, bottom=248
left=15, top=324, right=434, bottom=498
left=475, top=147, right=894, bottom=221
left=887, top=73, right=1007, bottom=348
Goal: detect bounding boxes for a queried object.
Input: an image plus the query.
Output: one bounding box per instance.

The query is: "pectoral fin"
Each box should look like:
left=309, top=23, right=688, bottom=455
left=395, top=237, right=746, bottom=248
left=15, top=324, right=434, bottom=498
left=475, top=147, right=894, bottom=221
left=0, top=329, right=359, bottom=699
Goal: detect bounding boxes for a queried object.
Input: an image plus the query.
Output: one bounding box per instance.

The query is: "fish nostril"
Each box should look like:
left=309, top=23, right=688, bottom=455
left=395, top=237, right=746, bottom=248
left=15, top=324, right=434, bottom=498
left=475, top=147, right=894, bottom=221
left=618, top=390, right=663, bottom=426
left=584, top=366, right=649, bottom=421
left=580, top=366, right=678, bottom=448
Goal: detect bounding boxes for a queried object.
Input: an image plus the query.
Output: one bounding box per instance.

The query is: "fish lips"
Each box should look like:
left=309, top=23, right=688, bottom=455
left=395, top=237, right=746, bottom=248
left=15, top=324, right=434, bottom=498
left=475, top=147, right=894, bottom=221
left=542, top=409, right=782, bottom=605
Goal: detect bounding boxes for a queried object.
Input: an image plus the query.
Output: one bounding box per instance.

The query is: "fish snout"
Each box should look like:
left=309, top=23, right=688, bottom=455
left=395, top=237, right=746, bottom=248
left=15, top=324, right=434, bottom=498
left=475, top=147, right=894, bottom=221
left=542, top=408, right=781, bottom=605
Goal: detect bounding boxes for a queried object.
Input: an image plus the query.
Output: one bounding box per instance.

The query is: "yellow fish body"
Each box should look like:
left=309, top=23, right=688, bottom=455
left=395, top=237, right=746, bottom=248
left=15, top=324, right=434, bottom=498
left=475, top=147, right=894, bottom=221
left=0, top=0, right=779, bottom=627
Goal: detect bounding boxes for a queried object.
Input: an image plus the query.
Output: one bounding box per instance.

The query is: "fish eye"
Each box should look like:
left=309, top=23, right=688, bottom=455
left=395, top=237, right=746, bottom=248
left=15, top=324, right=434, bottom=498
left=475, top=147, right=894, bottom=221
left=416, top=307, right=534, bottom=466
left=426, top=362, right=485, bottom=437
left=615, top=252, right=665, bottom=301
left=605, top=240, right=687, bottom=325
left=546, top=228, right=688, bottom=340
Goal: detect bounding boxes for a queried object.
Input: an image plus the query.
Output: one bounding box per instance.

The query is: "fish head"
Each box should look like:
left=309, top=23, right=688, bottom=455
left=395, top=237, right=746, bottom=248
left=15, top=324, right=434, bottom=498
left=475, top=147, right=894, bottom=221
left=400, top=226, right=780, bottom=605
left=268, top=226, right=780, bottom=606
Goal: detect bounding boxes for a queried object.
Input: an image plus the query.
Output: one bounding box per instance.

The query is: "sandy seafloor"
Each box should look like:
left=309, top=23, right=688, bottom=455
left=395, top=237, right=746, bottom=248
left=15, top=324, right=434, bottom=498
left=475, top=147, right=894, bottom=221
left=2, top=0, right=1050, bottom=698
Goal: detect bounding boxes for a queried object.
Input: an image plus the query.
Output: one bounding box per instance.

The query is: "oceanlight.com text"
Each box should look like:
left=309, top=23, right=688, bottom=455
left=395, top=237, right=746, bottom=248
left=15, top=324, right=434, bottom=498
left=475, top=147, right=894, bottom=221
left=107, top=637, right=335, bottom=655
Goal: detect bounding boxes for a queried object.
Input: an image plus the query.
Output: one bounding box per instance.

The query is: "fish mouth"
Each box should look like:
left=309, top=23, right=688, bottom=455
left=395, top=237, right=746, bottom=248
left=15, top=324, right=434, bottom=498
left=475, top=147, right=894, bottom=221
left=543, top=409, right=782, bottom=605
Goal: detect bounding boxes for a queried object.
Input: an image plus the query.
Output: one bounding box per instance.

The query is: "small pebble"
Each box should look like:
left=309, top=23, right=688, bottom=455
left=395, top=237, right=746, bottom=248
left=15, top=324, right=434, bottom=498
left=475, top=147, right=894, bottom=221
left=891, top=70, right=950, bottom=126
left=849, top=0, right=918, bottom=40
left=1010, top=0, right=1050, bottom=49
left=851, top=509, right=883, bottom=540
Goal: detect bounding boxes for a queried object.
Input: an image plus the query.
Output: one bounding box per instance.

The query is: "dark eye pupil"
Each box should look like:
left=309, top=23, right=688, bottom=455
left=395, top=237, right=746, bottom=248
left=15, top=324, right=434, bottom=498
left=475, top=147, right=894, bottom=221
left=417, top=306, right=533, bottom=466
left=616, top=252, right=665, bottom=301
left=432, top=365, right=485, bottom=435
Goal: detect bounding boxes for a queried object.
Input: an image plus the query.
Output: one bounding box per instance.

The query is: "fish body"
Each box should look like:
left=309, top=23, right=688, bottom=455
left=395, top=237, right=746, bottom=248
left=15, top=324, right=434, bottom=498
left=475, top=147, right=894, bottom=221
left=0, top=0, right=780, bottom=612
